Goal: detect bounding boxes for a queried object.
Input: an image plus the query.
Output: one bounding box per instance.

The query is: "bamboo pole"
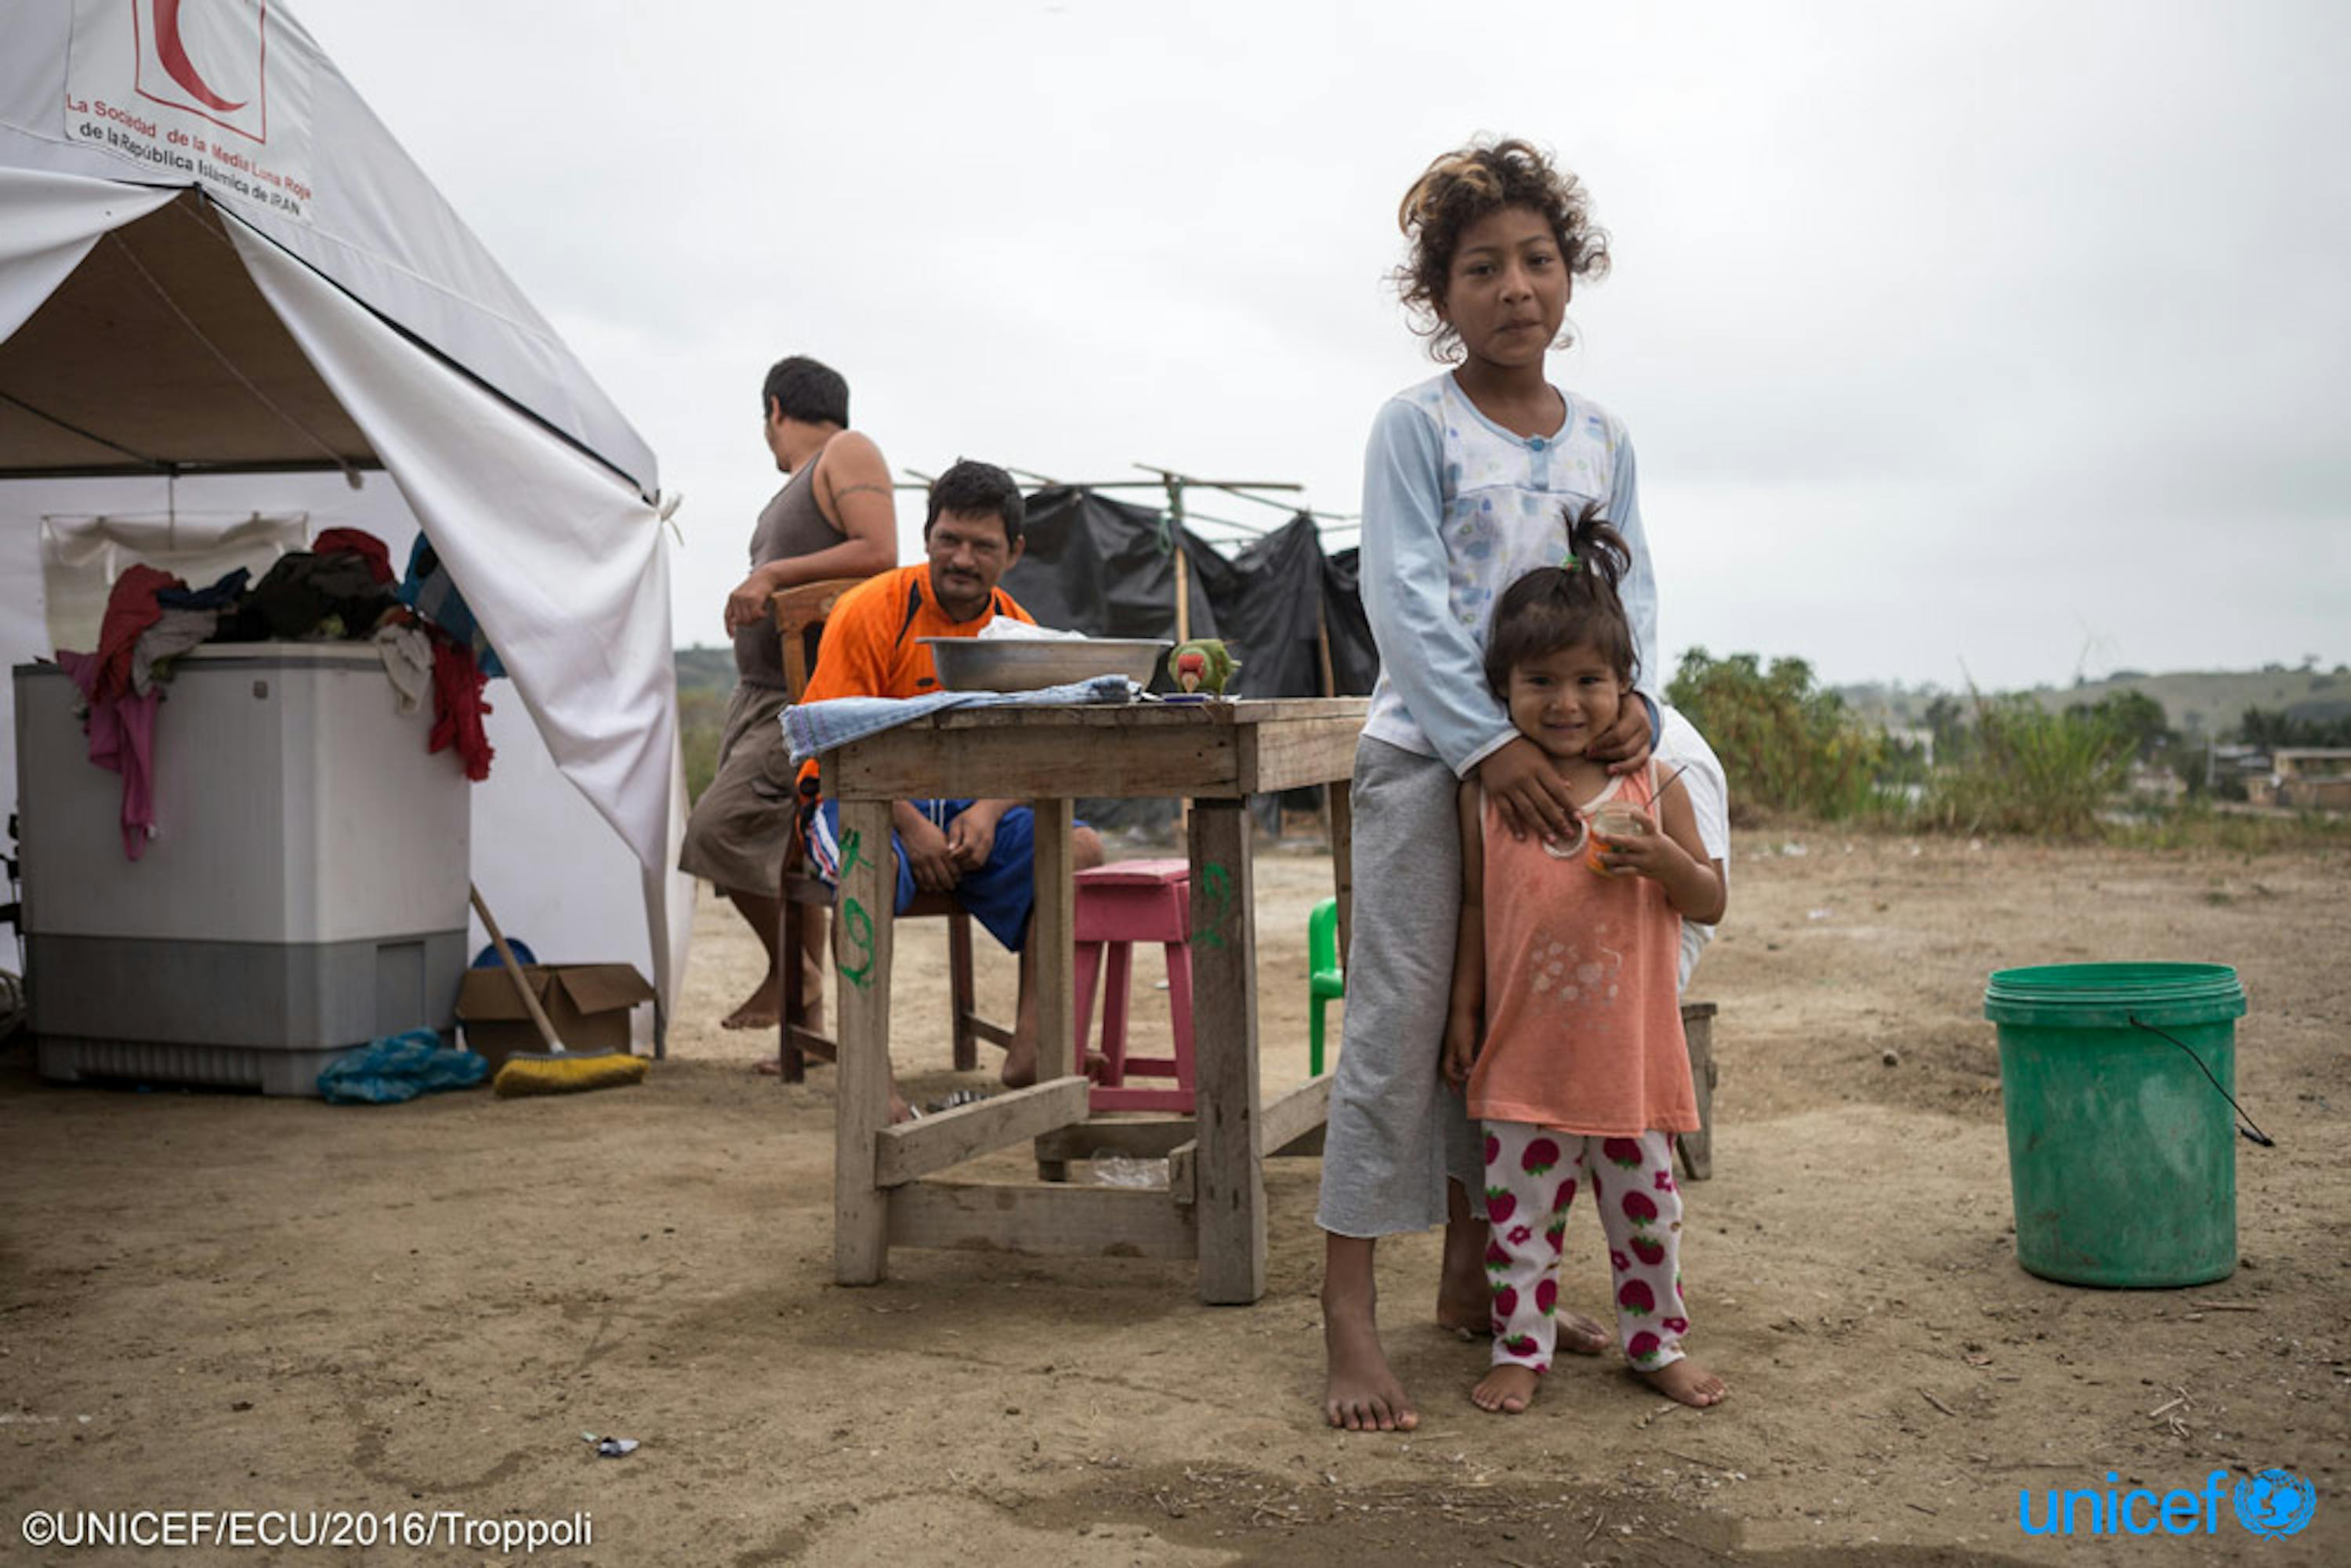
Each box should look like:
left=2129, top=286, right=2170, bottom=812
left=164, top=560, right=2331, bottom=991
left=1168, top=476, right=1191, bottom=836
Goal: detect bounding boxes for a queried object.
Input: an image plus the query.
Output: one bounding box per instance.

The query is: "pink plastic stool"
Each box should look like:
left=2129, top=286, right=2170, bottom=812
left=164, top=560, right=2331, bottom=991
left=1072, top=859, right=1195, bottom=1113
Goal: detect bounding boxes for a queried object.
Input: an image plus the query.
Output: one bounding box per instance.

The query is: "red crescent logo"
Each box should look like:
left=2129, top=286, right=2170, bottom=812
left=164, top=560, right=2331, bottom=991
left=152, top=0, right=248, bottom=114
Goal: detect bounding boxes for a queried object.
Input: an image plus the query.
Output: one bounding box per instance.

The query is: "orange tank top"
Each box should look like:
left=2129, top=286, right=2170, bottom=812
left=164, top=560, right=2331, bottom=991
left=1465, top=762, right=1698, bottom=1135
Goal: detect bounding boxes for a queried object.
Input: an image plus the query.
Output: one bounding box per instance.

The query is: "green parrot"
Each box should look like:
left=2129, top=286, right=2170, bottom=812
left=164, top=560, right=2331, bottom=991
left=1170, top=639, right=1240, bottom=695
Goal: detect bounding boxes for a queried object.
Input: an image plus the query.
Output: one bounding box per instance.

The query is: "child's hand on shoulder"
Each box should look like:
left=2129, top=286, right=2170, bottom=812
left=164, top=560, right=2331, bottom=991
left=1592, top=808, right=1686, bottom=881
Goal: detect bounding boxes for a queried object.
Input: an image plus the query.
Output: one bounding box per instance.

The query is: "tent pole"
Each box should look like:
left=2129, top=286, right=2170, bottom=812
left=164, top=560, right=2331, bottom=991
left=1165, top=476, right=1192, bottom=838
left=1168, top=479, right=1191, bottom=646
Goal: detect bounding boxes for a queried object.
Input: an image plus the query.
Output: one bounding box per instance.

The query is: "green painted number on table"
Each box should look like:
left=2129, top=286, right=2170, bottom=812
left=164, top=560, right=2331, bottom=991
left=837, top=897, right=875, bottom=990
left=835, top=827, right=876, bottom=990
left=1197, top=861, right=1233, bottom=949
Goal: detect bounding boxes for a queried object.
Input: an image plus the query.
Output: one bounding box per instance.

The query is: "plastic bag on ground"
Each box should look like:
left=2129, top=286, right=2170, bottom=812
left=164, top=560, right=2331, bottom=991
left=317, top=1029, right=489, bottom=1104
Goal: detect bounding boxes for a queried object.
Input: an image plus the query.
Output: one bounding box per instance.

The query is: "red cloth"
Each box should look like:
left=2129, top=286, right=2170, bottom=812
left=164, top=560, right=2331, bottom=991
left=89, top=564, right=183, bottom=703
left=428, top=636, right=495, bottom=781
left=313, top=527, right=394, bottom=585
left=58, top=649, right=163, bottom=860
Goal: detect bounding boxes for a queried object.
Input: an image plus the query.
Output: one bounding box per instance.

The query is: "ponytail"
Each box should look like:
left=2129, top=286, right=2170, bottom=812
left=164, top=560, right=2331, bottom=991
left=1482, top=499, right=1639, bottom=697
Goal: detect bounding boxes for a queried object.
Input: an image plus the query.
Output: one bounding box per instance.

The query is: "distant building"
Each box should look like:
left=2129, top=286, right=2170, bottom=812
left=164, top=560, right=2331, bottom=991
left=2247, top=748, right=2351, bottom=811
left=2126, top=762, right=2184, bottom=801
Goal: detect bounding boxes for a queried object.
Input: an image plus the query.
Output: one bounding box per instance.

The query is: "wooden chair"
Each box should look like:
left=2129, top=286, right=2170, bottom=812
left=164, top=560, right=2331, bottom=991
left=772, top=578, right=1009, bottom=1081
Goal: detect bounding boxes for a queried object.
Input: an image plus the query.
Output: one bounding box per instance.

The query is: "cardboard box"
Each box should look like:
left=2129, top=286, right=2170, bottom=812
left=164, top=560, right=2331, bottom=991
left=455, top=963, right=655, bottom=1071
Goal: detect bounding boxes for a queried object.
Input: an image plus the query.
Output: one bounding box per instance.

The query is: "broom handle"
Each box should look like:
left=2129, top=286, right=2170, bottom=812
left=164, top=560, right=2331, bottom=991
left=469, top=884, right=565, bottom=1056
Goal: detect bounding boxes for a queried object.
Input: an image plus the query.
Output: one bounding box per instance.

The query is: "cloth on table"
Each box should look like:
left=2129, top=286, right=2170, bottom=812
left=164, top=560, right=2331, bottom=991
left=782, top=675, right=1142, bottom=767
left=154, top=566, right=249, bottom=612
left=89, top=563, right=183, bottom=703
left=373, top=622, right=433, bottom=715
left=429, top=636, right=495, bottom=780
left=219, top=551, right=393, bottom=641
left=313, top=527, right=395, bottom=585
left=398, top=534, right=505, bottom=679
left=57, top=648, right=162, bottom=860
left=130, top=607, right=219, bottom=695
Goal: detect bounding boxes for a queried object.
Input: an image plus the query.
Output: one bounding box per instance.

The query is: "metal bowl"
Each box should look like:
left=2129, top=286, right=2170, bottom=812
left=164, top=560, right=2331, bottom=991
left=921, top=636, right=1169, bottom=693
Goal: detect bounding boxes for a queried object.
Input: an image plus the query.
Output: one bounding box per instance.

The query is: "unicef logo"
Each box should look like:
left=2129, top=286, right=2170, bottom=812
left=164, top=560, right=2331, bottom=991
left=2233, top=1469, right=2317, bottom=1540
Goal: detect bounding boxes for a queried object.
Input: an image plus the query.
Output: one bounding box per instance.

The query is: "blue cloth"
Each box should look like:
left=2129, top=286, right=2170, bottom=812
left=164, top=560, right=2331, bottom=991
left=1357, top=372, right=1657, bottom=777
left=782, top=674, right=1142, bottom=766
left=397, top=534, right=505, bottom=679
left=317, top=1029, right=488, bottom=1104
left=155, top=566, right=249, bottom=611
left=806, top=798, right=1066, bottom=951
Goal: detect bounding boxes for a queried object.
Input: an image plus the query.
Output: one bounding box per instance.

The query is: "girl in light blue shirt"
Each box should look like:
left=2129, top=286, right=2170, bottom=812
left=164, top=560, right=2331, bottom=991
left=1322, top=137, right=1678, bottom=1433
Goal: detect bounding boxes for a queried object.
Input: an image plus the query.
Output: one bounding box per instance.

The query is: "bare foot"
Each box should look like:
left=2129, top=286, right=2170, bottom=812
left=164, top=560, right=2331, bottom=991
left=1000, top=1041, right=1037, bottom=1089
left=1433, top=1248, right=1606, bottom=1353
left=1638, top=1356, right=1727, bottom=1408
left=1324, top=1295, right=1417, bottom=1432
left=889, top=1092, right=916, bottom=1124
left=1556, top=1311, right=1610, bottom=1355
left=1471, top=1363, right=1541, bottom=1414
left=719, top=980, right=780, bottom=1031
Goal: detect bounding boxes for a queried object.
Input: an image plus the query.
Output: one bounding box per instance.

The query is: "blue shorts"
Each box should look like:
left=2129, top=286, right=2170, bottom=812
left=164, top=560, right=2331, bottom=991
left=805, top=799, right=1063, bottom=952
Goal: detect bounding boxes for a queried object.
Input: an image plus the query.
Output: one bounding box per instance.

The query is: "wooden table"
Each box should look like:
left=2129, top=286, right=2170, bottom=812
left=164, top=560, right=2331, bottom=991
left=822, top=697, right=1364, bottom=1304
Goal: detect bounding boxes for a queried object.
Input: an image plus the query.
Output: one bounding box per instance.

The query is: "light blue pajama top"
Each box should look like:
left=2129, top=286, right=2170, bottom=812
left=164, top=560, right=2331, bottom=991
left=1359, top=371, right=1657, bottom=777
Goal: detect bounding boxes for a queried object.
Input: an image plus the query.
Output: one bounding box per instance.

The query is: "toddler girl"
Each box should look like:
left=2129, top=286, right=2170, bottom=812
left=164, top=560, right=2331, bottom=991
left=1444, top=505, right=1729, bottom=1414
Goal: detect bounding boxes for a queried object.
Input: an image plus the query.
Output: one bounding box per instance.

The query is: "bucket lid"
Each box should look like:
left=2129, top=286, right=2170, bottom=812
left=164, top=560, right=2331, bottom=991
left=1983, top=962, right=2246, bottom=1028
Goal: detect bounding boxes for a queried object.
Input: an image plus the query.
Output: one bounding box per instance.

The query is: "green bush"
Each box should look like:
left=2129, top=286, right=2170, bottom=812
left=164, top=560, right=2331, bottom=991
left=1666, top=649, right=1890, bottom=820
left=1921, top=693, right=2132, bottom=837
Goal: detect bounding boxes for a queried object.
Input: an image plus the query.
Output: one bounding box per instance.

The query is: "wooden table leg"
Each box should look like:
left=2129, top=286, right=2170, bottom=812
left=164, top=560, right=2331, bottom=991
left=1188, top=798, right=1264, bottom=1304
left=833, top=798, right=896, bottom=1284
left=1031, top=798, right=1076, bottom=1182
left=947, top=913, right=978, bottom=1072
left=1328, top=777, right=1353, bottom=968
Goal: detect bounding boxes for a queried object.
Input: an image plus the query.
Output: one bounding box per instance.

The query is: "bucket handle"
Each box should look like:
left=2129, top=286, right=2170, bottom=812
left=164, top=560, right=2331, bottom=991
left=2128, top=1015, right=2276, bottom=1149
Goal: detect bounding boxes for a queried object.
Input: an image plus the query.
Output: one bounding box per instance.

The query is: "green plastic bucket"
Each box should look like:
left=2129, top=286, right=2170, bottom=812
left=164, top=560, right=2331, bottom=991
left=1983, top=963, right=2247, bottom=1287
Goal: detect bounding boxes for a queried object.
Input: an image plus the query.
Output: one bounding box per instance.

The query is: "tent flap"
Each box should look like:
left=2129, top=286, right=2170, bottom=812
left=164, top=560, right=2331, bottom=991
left=221, top=208, right=676, bottom=871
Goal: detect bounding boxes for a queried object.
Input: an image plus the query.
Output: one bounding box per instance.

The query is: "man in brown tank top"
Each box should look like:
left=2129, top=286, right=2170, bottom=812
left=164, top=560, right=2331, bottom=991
left=679, top=357, right=897, bottom=1038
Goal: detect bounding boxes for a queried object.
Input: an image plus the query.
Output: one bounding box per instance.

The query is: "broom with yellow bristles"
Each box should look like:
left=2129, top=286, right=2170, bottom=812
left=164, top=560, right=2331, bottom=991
left=471, top=885, right=650, bottom=1097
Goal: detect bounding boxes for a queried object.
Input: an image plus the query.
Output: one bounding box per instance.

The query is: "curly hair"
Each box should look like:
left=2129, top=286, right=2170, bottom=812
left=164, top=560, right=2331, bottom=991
left=1483, top=500, right=1638, bottom=697
left=1394, top=137, right=1611, bottom=363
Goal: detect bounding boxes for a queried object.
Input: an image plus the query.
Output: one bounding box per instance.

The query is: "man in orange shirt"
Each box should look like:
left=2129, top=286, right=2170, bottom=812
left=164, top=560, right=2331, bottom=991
left=799, top=461, right=1105, bottom=1106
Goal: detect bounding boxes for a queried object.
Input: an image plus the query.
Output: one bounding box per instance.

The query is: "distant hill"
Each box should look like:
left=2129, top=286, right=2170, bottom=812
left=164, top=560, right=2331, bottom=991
left=2027, top=668, right=2349, bottom=735
left=1834, top=665, right=2351, bottom=737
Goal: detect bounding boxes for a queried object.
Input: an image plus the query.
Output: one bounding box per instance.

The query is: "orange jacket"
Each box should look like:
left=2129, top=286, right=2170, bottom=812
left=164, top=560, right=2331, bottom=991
left=795, top=564, right=1034, bottom=798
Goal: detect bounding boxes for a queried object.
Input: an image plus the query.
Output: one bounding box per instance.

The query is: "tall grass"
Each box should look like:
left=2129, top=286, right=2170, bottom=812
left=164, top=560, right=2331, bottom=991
left=1661, top=651, right=2237, bottom=841
left=1919, top=693, right=2132, bottom=838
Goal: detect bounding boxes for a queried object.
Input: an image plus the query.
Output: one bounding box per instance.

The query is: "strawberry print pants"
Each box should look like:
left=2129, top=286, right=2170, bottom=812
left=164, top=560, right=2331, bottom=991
left=1483, top=1124, right=1688, bottom=1373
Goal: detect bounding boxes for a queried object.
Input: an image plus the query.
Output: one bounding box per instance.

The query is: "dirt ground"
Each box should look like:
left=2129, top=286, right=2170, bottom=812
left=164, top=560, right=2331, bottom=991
left=2, top=829, right=2346, bottom=1566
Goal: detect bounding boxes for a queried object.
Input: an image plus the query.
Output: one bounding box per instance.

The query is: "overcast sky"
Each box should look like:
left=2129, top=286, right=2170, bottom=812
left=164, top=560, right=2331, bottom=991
left=299, top=0, right=2349, bottom=691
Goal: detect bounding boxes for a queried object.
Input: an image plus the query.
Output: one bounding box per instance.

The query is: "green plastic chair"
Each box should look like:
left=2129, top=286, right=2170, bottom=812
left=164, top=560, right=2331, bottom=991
left=1309, top=897, right=1346, bottom=1074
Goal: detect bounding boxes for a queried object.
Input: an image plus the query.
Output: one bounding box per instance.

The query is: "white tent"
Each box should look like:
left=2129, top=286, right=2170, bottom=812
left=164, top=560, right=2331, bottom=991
left=0, top=1, right=690, bottom=1030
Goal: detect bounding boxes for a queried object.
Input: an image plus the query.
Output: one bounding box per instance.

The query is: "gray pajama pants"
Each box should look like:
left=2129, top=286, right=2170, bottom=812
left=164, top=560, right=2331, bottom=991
left=1316, top=737, right=1483, bottom=1237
